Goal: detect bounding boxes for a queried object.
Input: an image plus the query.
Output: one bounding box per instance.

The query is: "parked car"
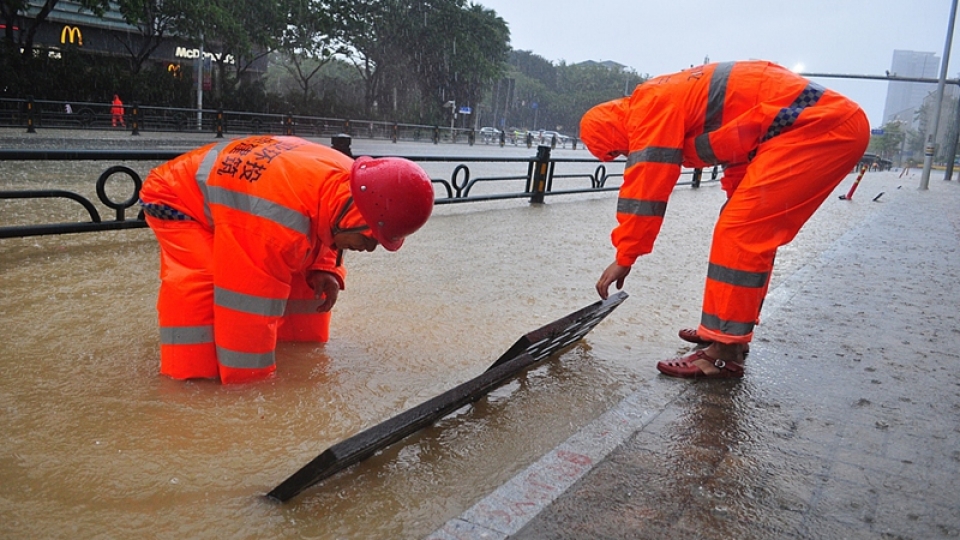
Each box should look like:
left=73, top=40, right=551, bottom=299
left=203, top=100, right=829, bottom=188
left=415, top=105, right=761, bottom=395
left=538, top=130, right=571, bottom=147
left=478, top=126, right=502, bottom=143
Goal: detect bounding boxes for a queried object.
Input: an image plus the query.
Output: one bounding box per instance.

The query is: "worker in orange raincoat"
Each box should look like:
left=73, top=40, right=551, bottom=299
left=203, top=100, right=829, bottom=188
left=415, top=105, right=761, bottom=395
left=111, top=95, right=125, bottom=127
left=139, top=136, right=434, bottom=384
left=583, top=60, right=869, bottom=379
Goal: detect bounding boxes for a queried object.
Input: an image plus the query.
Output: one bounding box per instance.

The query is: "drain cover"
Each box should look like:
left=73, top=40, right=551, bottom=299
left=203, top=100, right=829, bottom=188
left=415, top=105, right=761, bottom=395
left=267, top=291, right=628, bottom=502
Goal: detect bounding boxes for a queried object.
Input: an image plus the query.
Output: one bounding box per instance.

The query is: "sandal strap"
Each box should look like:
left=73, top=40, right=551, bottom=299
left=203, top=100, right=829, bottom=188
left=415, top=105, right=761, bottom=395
left=709, top=355, right=744, bottom=374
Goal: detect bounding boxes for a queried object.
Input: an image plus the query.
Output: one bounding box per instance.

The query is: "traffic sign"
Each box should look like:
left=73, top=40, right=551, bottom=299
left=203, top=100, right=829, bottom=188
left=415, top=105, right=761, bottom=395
left=871, top=129, right=885, bottom=135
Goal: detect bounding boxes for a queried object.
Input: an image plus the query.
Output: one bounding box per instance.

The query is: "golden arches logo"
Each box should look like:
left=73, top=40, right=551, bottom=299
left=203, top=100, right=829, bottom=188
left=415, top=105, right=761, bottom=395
left=60, top=25, right=82, bottom=46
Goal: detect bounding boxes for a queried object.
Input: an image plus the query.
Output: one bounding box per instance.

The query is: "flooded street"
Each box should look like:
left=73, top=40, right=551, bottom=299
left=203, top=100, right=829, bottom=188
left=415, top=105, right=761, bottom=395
left=0, top=132, right=906, bottom=539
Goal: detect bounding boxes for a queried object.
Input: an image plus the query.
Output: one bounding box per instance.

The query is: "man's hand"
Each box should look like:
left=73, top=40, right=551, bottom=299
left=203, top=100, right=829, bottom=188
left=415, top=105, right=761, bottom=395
left=307, top=271, right=340, bottom=312
left=596, top=262, right=631, bottom=299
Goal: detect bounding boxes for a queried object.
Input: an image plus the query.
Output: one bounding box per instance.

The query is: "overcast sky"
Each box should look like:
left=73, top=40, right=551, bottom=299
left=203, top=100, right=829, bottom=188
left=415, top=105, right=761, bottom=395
left=476, top=0, right=960, bottom=128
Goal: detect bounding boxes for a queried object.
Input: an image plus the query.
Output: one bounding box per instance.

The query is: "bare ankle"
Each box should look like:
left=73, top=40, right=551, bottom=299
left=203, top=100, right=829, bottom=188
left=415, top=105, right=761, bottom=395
left=706, top=342, right=745, bottom=362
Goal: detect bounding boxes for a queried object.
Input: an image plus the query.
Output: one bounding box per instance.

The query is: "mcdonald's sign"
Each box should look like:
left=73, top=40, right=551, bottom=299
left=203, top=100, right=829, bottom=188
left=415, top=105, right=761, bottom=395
left=60, top=25, right=83, bottom=47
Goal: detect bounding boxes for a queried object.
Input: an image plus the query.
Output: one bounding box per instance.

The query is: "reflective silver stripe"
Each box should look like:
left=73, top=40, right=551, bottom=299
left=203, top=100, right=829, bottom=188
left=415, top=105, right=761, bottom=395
left=694, top=134, right=717, bottom=164
left=217, top=346, right=275, bottom=369
left=625, top=147, right=682, bottom=168
left=704, top=62, right=733, bottom=132
left=160, top=325, right=213, bottom=345
left=617, top=198, right=667, bottom=217
left=694, top=62, right=734, bottom=165
left=195, top=143, right=228, bottom=226
left=206, top=185, right=311, bottom=236
left=215, top=286, right=287, bottom=317
left=700, top=312, right=754, bottom=337
left=707, top=263, right=769, bottom=288
left=284, top=298, right=323, bottom=315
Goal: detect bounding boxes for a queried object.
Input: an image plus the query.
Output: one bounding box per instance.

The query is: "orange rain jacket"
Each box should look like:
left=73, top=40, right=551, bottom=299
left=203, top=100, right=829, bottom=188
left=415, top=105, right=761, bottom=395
left=581, top=61, right=869, bottom=343
left=140, top=136, right=362, bottom=383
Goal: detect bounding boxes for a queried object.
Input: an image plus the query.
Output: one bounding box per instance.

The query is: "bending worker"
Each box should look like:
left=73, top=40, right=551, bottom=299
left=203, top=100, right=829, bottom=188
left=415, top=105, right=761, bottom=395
left=139, top=136, right=434, bottom=384
left=582, top=60, right=869, bottom=379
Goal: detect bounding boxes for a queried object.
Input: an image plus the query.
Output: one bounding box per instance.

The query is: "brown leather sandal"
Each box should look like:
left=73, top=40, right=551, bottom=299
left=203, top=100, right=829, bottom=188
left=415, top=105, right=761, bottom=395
left=678, top=328, right=711, bottom=344
left=657, top=349, right=745, bottom=379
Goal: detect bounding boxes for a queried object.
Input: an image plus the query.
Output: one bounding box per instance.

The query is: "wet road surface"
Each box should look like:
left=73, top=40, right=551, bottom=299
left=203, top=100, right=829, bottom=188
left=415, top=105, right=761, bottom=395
left=3, top=129, right=953, bottom=539
left=432, top=169, right=960, bottom=540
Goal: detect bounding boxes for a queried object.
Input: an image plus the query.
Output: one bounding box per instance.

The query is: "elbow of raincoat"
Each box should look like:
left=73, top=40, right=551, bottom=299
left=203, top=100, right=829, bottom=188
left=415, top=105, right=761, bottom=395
left=705, top=120, right=764, bottom=165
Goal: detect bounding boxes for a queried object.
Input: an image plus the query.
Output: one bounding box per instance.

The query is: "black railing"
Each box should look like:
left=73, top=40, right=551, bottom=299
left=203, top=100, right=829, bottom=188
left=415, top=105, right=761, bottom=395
left=1, top=97, right=584, bottom=149
left=0, top=142, right=719, bottom=239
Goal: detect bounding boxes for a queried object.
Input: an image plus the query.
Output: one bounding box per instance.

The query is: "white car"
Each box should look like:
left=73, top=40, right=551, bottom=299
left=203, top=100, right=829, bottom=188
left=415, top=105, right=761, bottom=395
left=538, top=130, right=571, bottom=146
left=478, top=126, right=502, bottom=143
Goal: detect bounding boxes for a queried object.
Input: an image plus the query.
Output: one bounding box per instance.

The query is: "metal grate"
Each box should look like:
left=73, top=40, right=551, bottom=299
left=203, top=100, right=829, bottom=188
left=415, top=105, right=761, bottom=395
left=266, top=291, right=629, bottom=503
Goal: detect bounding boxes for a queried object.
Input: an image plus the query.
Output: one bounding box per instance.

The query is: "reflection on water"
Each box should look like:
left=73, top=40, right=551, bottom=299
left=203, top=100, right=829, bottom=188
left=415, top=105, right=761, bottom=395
left=0, top=140, right=901, bottom=539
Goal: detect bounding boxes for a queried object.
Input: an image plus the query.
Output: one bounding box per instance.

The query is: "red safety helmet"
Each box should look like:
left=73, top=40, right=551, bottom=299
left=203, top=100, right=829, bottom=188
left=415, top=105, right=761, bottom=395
left=349, top=156, right=434, bottom=251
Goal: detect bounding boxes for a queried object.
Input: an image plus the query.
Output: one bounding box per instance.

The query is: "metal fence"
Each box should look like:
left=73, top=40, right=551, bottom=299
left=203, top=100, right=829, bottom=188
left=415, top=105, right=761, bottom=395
left=0, top=138, right=719, bottom=239
left=0, top=97, right=583, bottom=149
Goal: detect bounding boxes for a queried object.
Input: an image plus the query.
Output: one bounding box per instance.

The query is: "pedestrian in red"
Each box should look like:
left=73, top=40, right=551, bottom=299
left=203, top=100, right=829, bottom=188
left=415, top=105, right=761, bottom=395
left=111, top=95, right=125, bottom=127
left=582, top=60, right=869, bottom=379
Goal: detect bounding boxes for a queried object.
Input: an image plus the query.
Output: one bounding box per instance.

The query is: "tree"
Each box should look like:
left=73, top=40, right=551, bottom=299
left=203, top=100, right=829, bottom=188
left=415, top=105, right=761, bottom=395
left=279, top=0, right=346, bottom=112
left=552, top=61, right=643, bottom=134
left=330, top=0, right=410, bottom=118
left=331, top=0, right=508, bottom=122
left=111, top=0, right=197, bottom=74
left=508, top=50, right=556, bottom=88
left=187, top=0, right=287, bottom=106
left=490, top=50, right=644, bottom=134
left=408, top=2, right=509, bottom=125
left=868, top=120, right=907, bottom=163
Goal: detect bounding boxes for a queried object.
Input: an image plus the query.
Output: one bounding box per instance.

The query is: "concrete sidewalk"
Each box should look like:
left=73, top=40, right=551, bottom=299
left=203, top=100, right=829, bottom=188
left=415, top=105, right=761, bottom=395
left=430, top=178, right=960, bottom=540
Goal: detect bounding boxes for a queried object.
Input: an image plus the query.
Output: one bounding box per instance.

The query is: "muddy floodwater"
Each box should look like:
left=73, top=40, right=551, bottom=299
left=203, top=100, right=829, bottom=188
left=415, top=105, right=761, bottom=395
left=0, top=133, right=904, bottom=539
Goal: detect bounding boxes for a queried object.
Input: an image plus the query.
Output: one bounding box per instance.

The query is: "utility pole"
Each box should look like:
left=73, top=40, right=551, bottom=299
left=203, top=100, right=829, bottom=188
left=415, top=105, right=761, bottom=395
left=196, top=33, right=204, bottom=131
left=920, top=0, right=957, bottom=190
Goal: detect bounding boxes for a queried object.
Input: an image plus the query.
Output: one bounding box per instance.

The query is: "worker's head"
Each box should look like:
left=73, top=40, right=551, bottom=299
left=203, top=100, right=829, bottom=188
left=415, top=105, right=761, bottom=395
left=345, top=156, right=434, bottom=252
left=580, top=98, right=630, bottom=162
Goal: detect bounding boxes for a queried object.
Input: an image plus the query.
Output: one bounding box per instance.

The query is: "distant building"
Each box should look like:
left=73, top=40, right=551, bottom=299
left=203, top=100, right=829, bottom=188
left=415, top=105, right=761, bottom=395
left=8, top=1, right=265, bottom=77
left=882, top=50, right=939, bottom=130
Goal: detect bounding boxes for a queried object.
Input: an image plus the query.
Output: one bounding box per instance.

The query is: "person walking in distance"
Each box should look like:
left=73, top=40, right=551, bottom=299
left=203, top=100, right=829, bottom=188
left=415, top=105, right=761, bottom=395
left=581, top=60, right=869, bottom=379
left=111, top=94, right=125, bottom=127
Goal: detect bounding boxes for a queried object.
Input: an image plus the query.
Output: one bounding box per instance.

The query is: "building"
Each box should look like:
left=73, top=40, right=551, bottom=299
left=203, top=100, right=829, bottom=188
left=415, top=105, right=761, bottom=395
left=882, top=50, right=940, bottom=130
left=5, top=1, right=264, bottom=78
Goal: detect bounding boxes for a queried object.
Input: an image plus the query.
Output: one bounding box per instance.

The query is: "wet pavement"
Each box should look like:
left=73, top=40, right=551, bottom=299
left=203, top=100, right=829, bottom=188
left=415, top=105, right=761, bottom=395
left=3, top=128, right=959, bottom=539
left=430, top=173, right=960, bottom=539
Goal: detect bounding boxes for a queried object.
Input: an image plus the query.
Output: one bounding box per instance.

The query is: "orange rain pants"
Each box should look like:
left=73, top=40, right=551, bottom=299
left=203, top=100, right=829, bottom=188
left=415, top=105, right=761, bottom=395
left=140, top=136, right=356, bottom=384
left=580, top=61, right=870, bottom=344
